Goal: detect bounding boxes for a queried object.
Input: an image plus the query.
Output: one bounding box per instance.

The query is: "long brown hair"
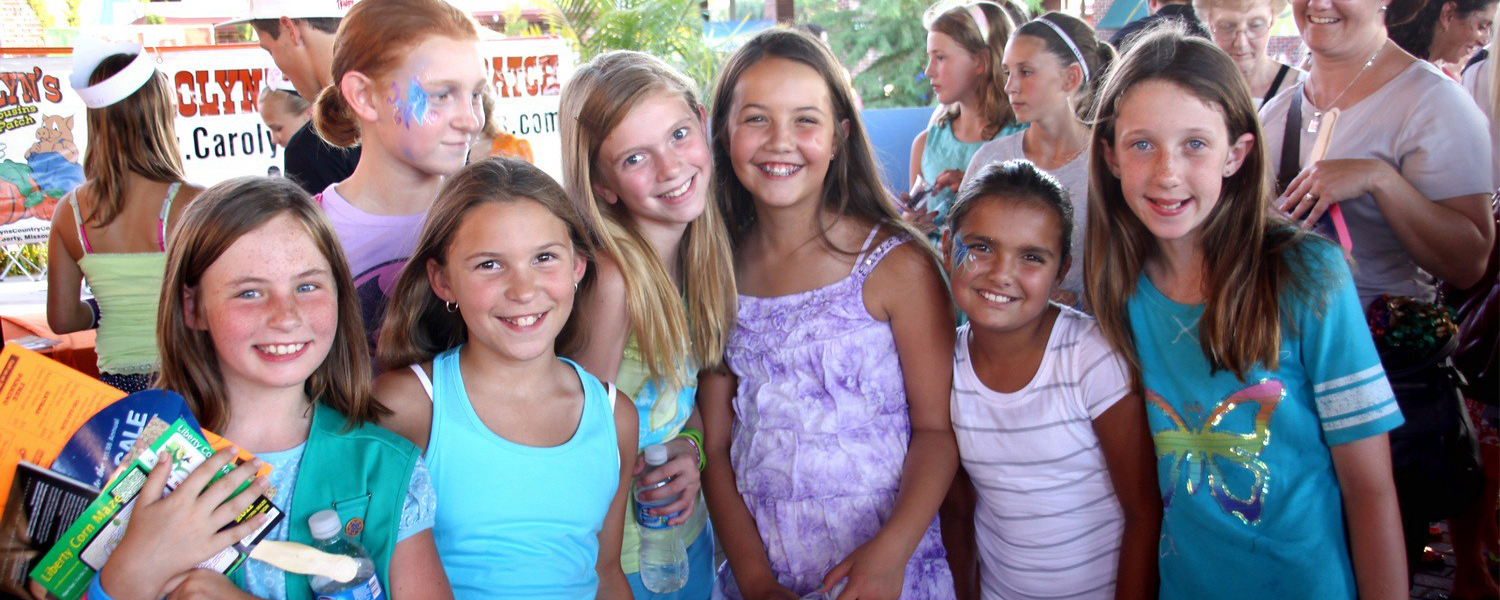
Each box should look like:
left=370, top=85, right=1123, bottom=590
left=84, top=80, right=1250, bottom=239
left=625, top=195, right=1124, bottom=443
left=928, top=2, right=1017, bottom=137
left=378, top=158, right=595, bottom=370
left=1085, top=27, right=1330, bottom=380
left=157, top=177, right=382, bottom=432
left=313, top=0, right=480, bottom=147
left=710, top=28, right=931, bottom=255
left=79, top=53, right=185, bottom=227
left=559, top=51, right=737, bottom=379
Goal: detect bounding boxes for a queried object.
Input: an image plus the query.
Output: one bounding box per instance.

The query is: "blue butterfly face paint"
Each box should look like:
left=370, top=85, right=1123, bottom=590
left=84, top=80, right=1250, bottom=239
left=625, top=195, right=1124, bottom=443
left=389, top=77, right=430, bottom=129
left=951, top=233, right=974, bottom=275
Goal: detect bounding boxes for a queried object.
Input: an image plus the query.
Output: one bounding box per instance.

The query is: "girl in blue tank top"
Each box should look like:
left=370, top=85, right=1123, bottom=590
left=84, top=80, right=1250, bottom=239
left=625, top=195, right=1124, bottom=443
left=374, top=158, right=638, bottom=600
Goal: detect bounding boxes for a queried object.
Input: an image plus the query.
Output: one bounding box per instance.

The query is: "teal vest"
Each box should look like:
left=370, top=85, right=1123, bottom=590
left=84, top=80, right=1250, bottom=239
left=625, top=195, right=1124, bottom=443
left=235, top=403, right=419, bottom=600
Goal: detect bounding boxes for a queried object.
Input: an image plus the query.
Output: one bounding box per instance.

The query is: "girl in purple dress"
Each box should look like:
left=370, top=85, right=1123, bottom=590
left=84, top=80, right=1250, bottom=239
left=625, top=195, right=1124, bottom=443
left=699, top=28, right=960, bottom=600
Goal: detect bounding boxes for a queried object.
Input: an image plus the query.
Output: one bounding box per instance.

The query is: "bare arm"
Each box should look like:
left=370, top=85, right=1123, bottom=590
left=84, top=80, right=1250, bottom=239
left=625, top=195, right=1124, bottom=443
left=939, top=466, right=978, bottom=600
left=909, top=131, right=928, bottom=190
left=699, top=368, right=799, bottom=600
left=825, top=242, right=959, bottom=598
left=388, top=530, right=454, bottom=600
left=46, top=195, right=91, bottom=334
left=570, top=256, right=632, bottom=383
left=373, top=365, right=435, bottom=453
left=597, top=388, right=639, bottom=600
left=1280, top=159, right=1494, bottom=288
left=1092, top=393, right=1162, bottom=600
left=1330, top=433, right=1407, bottom=600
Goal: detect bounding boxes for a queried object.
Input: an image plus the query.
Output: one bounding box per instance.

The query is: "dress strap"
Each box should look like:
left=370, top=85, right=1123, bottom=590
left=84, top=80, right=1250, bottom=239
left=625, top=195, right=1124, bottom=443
left=1263, top=63, right=1293, bottom=106
left=158, top=182, right=181, bottom=251
left=410, top=363, right=435, bottom=400
left=68, top=191, right=91, bottom=254
left=849, top=225, right=883, bottom=273
left=853, top=231, right=912, bottom=283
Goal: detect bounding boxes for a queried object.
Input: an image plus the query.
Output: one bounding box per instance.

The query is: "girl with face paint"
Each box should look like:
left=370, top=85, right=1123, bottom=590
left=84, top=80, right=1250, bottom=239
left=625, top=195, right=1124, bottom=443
left=309, top=0, right=487, bottom=365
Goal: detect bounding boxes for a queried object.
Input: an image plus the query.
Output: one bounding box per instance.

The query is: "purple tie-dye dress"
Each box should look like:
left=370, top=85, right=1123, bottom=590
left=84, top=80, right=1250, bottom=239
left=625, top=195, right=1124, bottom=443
left=719, top=228, right=955, bottom=599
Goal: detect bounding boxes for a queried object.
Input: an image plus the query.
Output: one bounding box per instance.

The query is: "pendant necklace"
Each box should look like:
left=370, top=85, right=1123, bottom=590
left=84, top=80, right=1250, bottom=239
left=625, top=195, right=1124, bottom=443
left=1308, top=42, right=1385, bottom=134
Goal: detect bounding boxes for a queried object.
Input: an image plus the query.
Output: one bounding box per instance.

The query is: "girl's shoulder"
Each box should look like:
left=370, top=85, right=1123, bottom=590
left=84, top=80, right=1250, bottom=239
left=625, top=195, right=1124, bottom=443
left=371, top=361, right=437, bottom=451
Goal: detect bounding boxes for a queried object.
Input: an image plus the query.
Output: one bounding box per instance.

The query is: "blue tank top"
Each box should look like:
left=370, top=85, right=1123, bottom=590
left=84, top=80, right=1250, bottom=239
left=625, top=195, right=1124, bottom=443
left=420, top=347, right=621, bottom=600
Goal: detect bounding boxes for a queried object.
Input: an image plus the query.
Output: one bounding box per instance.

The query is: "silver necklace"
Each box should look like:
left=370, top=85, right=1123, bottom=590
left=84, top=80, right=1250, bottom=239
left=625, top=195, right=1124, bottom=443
left=1309, top=42, right=1385, bottom=134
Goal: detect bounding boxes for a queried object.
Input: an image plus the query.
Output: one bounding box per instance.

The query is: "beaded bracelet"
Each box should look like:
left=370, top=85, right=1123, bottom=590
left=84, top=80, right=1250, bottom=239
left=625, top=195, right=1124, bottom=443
left=677, top=428, right=706, bottom=471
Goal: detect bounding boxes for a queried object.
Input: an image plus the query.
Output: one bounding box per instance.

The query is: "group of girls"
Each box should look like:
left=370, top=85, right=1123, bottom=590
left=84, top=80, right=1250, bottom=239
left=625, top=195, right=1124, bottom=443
left=47, top=0, right=1467, bottom=596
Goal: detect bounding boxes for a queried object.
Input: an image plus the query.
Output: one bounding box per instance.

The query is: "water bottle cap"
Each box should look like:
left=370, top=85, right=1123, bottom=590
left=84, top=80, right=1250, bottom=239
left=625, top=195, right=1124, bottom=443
left=643, top=444, right=669, bottom=466
left=308, top=509, right=343, bottom=540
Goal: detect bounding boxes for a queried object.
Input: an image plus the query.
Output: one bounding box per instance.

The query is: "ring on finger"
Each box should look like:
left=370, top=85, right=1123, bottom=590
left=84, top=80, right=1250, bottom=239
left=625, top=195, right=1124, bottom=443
left=1304, top=192, right=1318, bottom=202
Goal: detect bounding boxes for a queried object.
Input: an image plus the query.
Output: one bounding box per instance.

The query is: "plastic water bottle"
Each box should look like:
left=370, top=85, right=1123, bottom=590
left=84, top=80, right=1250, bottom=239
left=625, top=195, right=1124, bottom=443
left=801, top=580, right=847, bottom=599
left=635, top=444, right=689, bottom=593
left=308, top=509, right=385, bottom=600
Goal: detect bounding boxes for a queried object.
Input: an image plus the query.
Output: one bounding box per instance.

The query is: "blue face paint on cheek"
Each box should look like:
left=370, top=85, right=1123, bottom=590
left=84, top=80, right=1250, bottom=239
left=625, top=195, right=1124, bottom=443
left=389, top=77, right=430, bottom=129
left=951, top=235, right=971, bottom=273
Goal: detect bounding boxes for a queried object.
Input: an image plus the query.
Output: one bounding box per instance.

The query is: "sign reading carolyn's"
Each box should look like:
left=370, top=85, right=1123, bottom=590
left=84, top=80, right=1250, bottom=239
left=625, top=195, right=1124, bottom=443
left=0, top=36, right=572, bottom=245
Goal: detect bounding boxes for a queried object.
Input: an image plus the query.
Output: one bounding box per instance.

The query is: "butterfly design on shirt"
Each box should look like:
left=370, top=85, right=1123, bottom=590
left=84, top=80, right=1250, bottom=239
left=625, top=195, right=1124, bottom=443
left=1146, top=379, right=1284, bottom=525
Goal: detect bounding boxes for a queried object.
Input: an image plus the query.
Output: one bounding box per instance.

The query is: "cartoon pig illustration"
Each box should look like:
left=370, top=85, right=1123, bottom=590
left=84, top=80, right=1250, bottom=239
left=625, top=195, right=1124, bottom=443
left=26, top=115, right=79, bottom=163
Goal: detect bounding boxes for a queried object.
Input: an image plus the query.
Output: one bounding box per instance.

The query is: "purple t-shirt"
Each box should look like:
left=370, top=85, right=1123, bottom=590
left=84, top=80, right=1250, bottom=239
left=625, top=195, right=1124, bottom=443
left=316, top=183, right=426, bottom=359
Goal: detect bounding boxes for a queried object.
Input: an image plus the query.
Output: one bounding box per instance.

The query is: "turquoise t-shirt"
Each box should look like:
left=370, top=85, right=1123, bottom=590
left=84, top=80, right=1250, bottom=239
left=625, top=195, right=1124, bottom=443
left=1126, top=239, right=1403, bottom=599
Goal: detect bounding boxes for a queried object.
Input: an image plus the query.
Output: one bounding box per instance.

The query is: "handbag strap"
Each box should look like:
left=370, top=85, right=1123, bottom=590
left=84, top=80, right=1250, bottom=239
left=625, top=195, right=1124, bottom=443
left=1277, top=93, right=1302, bottom=194
left=1278, top=93, right=1354, bottom=251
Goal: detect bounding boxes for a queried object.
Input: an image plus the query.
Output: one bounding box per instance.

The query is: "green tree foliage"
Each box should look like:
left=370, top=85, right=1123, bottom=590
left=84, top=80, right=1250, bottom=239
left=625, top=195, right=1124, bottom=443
left=541, top=0, right=726, bottom=96
left=802, top=0, right=935, bottom=108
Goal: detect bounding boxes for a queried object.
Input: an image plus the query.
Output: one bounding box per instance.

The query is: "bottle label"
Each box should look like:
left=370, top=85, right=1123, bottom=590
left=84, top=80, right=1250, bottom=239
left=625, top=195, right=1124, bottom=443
left=635, top=498, right=680, bottom=530
left=316, top=574, right=385, bottom=600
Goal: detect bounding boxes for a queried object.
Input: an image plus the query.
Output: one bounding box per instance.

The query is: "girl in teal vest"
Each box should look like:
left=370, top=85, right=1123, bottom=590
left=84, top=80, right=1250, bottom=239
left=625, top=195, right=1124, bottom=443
left=88, top=176, right=453, bottom=600
left=559, top=50, right=738, bottom=599
left=374, top=158, right=639, bottom=600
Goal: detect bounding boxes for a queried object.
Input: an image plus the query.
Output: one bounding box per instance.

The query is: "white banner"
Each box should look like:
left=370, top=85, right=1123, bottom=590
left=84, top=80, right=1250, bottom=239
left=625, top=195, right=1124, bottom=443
left=0, top=36, right=573, bottom=245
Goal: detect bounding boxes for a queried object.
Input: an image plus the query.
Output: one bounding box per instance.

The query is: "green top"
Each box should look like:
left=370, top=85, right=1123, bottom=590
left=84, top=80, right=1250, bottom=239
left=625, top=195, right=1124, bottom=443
left=71, top=185, right=178, bottom=375
left=616, top=335, right=708, bottom=573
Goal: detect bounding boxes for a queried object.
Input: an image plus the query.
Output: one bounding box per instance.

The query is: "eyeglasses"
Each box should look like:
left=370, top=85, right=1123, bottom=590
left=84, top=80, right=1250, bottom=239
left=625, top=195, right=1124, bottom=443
left=1212, top=18, right=1271, bottom=37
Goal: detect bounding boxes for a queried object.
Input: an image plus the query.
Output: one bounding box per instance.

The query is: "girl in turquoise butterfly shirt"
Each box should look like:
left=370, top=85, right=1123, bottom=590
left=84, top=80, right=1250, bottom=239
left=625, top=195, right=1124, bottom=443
left=1083, top=29, right=1408, bottom=600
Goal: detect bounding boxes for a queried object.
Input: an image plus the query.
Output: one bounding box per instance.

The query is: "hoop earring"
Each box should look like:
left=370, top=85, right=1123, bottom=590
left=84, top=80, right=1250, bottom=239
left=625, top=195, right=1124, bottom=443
left=444, top=300, right=458, bottom=313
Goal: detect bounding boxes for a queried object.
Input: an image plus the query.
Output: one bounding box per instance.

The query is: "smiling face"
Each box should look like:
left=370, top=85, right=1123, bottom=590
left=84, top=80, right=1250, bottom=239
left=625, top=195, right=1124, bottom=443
left=187, top=213, right=338, bottom=401
left=1431, top=1, right=1496, bottom=63
left=593, top=92, right=712, bottom=235
left=1102, top=79, right=1255, bottom=253
left=1205, top=5, right=1277, bottom=74
left=1003, top=34, right=1079, bottom=123
left=428, top=200, right=587, bottom=364
left=363, top=35, right=487, bottom=178
left=950, top=198, right=1069, bottom=333
left=726, top=57, right=841, bottom=213
left=1293, top=0, right=1389, bottom=60
left=926, top=30, right=986, bottom=105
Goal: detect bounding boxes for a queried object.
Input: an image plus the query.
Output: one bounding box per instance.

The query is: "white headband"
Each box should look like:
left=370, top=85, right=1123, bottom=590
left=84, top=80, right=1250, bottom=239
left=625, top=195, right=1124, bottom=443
left=69, top=40, right=157, bottom=109
left=966, top=4, right=991, bottom=43
left=1033, top=17, right=1090, bottom=82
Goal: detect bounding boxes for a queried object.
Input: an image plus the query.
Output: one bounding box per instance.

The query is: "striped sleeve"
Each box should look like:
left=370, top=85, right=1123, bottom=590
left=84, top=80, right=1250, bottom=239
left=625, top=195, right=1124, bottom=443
left=1300, top=244, right=1403, bottom=446
left=1074, top=316, right=1132, bottom=420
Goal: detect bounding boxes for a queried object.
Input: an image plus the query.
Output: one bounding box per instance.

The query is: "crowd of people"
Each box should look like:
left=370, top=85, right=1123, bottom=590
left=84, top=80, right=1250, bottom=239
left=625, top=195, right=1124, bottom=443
left=35, top=0, right=1499, bottom=598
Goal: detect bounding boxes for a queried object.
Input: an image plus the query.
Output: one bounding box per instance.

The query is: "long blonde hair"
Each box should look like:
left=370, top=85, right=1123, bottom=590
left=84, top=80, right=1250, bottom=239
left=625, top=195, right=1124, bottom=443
left=80, top=53, right=185, bottom=227
left=158, top=177, right=381, bottom=432
left=378, top=158, right=595, bottom=370
left=1085, top=27, right=1329, bottom=381
left=559, top=51, right=736, bottom=379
